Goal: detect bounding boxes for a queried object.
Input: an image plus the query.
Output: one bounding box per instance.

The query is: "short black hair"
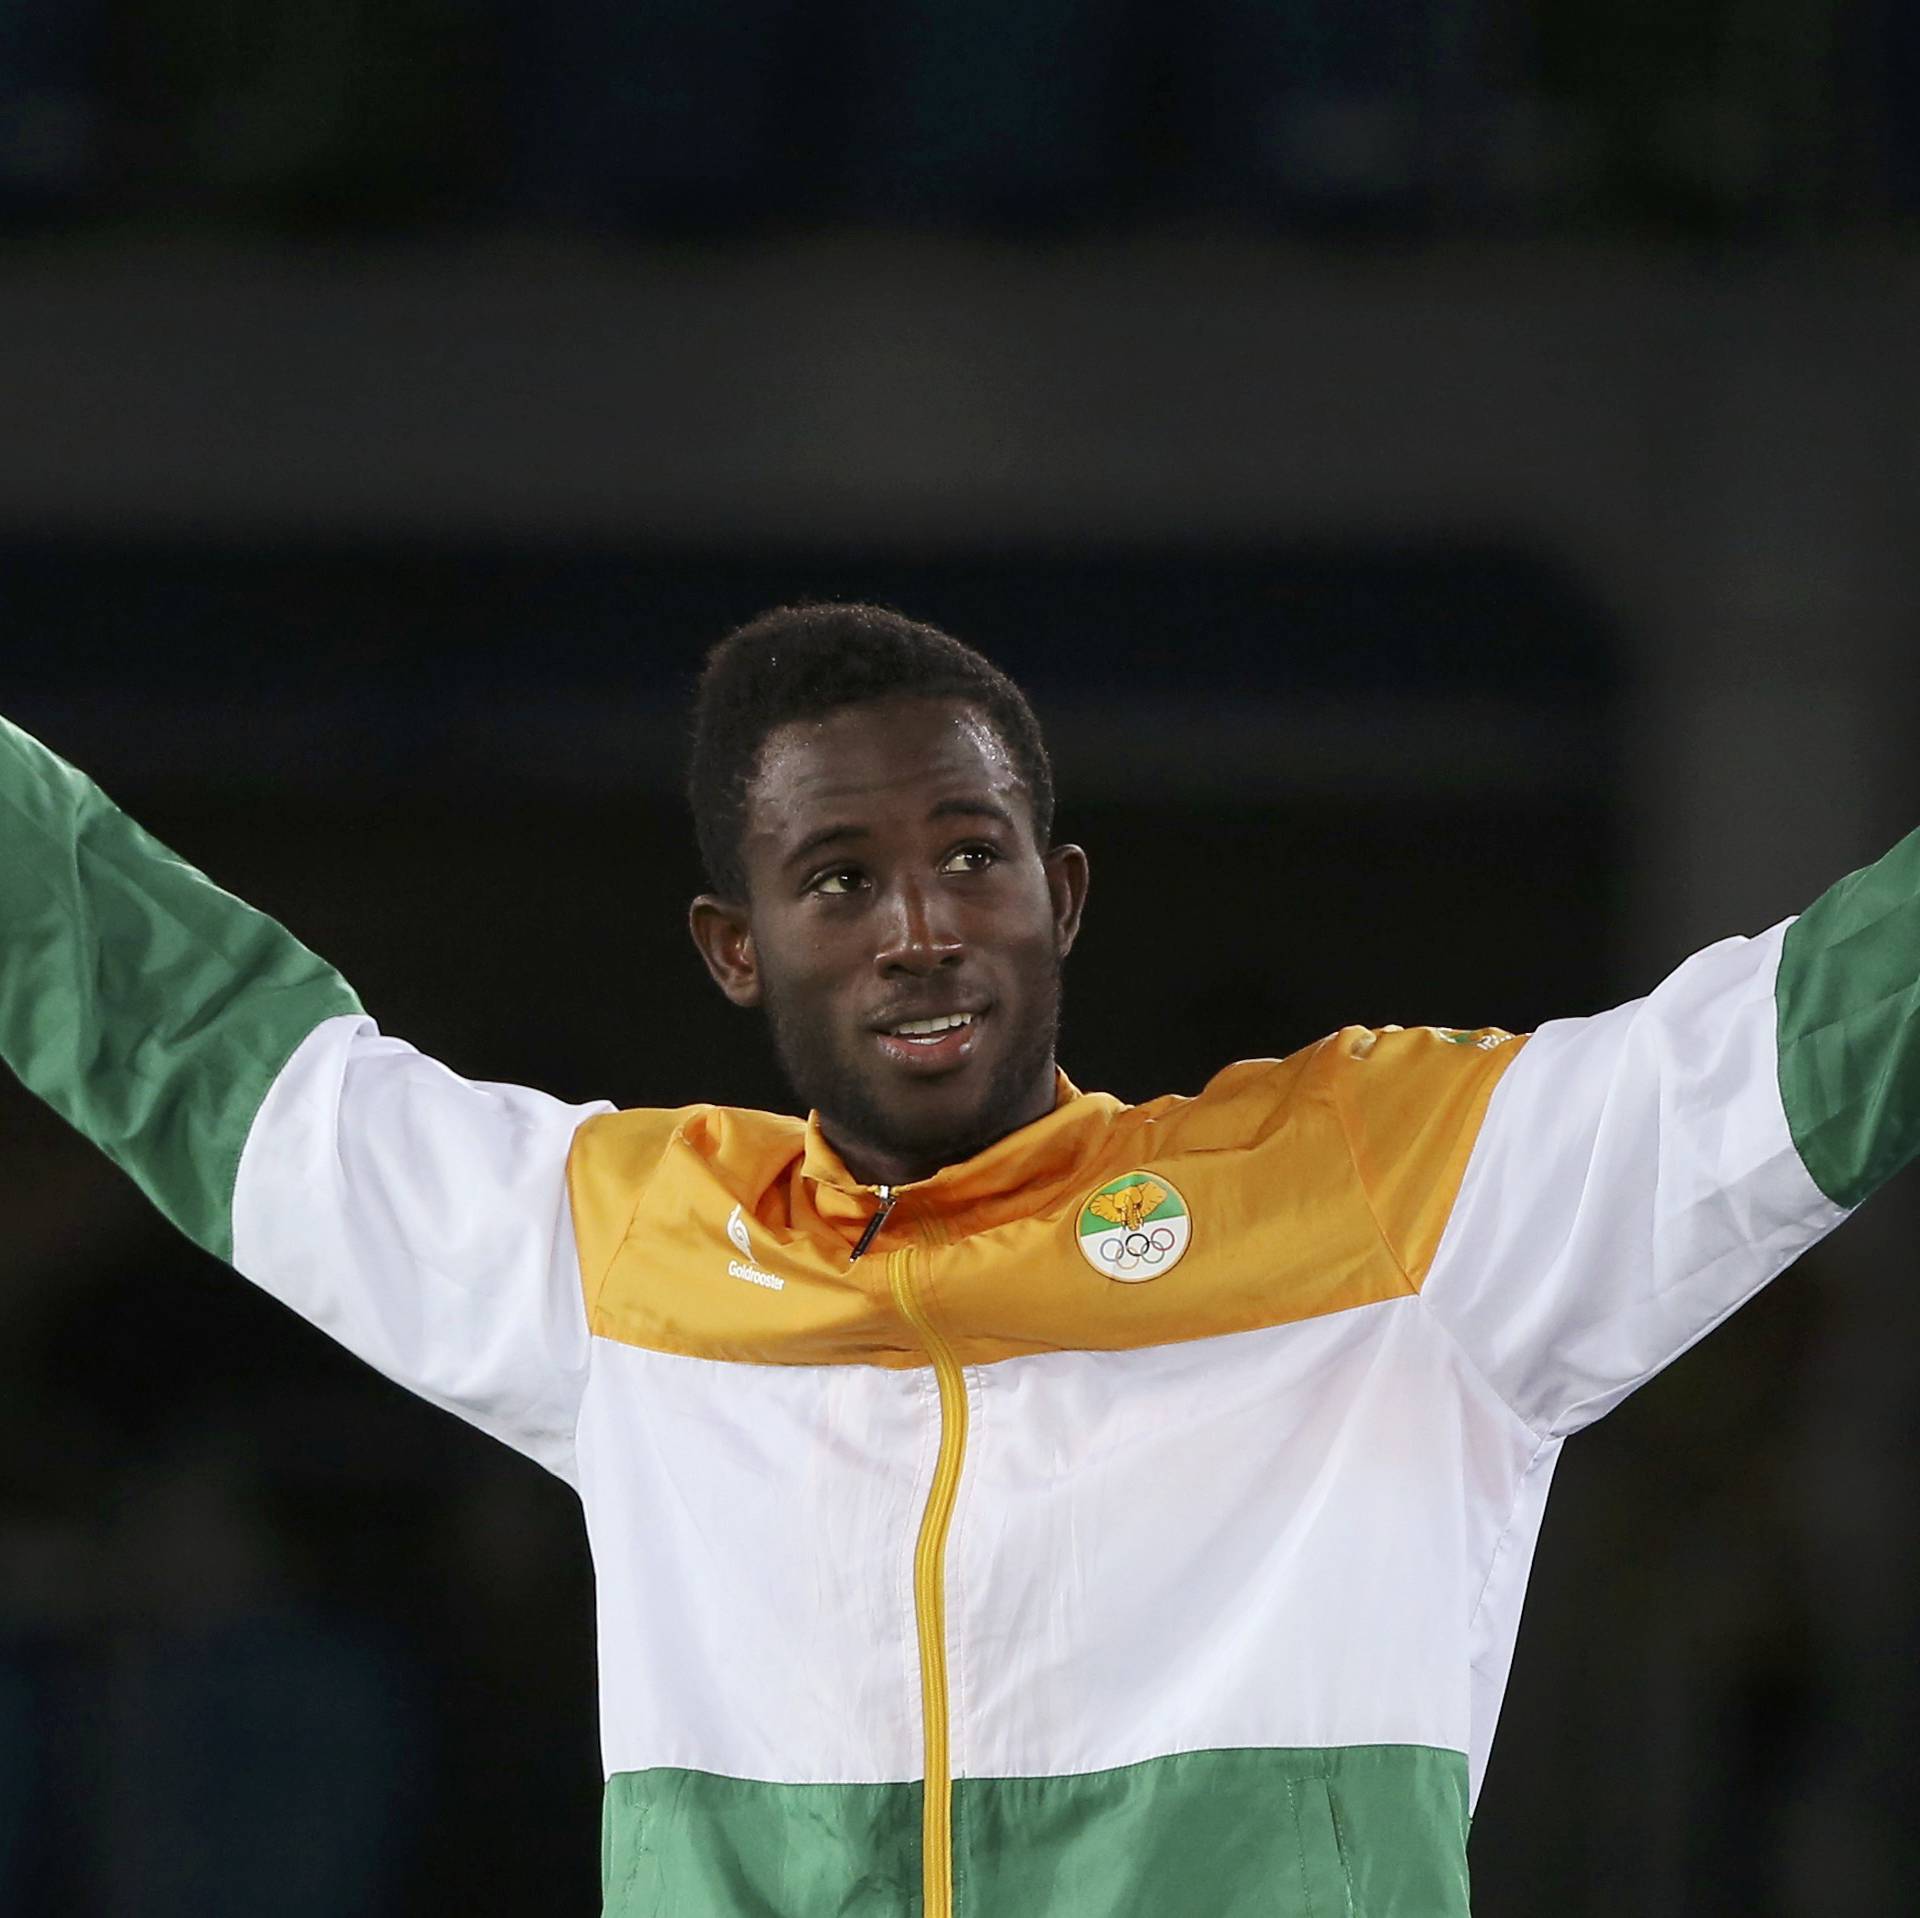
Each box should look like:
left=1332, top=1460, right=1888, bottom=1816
left=688, top=601, right=1055, bottom=899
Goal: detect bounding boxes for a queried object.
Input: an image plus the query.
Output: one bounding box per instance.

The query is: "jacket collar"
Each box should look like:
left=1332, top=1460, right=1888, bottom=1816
left=798, top=1071, right=1123, bottom=1235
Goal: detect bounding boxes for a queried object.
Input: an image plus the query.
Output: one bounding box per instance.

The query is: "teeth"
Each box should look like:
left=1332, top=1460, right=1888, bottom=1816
left=891, top=1013, right=974, bottom=1037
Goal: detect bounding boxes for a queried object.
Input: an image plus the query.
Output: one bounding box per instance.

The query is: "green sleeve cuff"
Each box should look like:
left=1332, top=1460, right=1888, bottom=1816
left=1, top=714, right=362, bottom=1261
left=1777, top=825, right=1920, bottom=1209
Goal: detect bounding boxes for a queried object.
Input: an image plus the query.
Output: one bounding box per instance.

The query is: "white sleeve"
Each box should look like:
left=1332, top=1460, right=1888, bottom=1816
left=1419, top=922, right=1847, bottom=1438
left=231, top=1012, right=611, bottom=1483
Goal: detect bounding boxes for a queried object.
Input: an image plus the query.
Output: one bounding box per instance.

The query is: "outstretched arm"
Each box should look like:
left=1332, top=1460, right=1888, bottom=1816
left=1342, top=828, right=1920, bottom=1442
left=1773, top=832, right=1920, bottom=1212
left=1318, top=834, right=1920, bottom=1802
left=0, top=712, right=361, bottom=1257
left=1, top=715, right=605, bottom=1479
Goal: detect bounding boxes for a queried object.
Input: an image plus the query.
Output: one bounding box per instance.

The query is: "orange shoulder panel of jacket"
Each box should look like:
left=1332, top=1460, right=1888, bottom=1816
left=1315, top=1024, right=1528, bottom=1289
left=568, top=1044, right=1457, bottom=1370
left=569, top=1099, right=934, bottom=1368
left=917, top=1048, right=1409, bottom=1367
left=566, top=1103, right=810, bottom=1327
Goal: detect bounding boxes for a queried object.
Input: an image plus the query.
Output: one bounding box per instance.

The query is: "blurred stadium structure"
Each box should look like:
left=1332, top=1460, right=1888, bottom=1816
left=2, top=4, right=1917, bottom=1914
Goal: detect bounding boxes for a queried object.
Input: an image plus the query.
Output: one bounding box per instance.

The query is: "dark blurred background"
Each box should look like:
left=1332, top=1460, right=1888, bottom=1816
left=1, top=2, right=1917, bottom=1913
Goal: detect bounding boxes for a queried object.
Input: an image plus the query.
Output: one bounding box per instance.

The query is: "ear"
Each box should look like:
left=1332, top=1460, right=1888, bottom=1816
left=688, top=894, right=762, bottom=1007
left=1043, top=843, right=1090, bottom=959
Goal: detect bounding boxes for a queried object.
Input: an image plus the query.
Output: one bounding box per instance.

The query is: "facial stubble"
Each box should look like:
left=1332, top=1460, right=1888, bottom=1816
left=760, top=953, right=1065, bottom=1179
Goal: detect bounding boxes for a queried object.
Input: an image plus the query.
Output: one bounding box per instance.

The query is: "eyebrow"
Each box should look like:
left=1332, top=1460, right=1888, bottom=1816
left=929, top=797, right=1019, bottom=830
left=781, top=798, right=1019, bottom=871
left=783, top=821, right=870, bottom=871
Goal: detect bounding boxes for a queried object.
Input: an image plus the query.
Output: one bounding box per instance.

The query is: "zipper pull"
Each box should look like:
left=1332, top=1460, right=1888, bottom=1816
left=849, top=1185, right=897, bottom=1263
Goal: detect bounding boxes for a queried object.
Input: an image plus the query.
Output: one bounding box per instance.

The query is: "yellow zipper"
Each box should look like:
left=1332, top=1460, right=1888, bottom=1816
left=888, top=1242, right=968, bottom=1918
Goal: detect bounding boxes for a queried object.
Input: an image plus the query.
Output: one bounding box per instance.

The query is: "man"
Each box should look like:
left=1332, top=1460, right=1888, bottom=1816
left=2, top=600, right=1913, bottom=1916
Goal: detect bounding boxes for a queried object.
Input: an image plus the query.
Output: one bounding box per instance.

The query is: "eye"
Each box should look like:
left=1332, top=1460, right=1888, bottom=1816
left=807, top=865, right=868, bottom=897
left=940, top=843, right=999, bottom=875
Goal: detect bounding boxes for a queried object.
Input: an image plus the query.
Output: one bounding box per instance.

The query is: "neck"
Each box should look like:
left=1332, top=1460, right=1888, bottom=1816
left=821, top=1068, right=1060, bottom=1188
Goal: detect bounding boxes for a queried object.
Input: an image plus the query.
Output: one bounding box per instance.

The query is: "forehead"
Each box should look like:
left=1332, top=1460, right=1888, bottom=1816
left=745, top=697, right=1026, bottom=842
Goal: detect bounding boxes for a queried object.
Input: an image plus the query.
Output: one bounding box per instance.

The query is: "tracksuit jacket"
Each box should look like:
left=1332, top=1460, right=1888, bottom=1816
left=4, top=711, right=1916, bottom=1917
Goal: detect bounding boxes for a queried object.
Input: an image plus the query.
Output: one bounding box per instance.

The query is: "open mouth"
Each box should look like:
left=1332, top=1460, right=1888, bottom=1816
left=872, top=1009, right=984, bottom=1072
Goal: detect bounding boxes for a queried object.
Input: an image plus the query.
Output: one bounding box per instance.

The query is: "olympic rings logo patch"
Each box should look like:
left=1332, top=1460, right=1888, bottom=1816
left=1097, top=1223, right=1180, bottom=1273
left=1074, top=1171, right=1191, bottom=1283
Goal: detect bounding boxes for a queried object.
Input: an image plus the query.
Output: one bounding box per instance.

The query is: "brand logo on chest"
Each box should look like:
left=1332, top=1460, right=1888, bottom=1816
left=1074, top=1171, right=1191, bottom=1281
left=724, top=1203, right=786, bottom=1291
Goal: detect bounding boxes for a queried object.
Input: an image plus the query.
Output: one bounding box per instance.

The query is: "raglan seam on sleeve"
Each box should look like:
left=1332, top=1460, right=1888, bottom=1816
left=1399, top=1166, right=1550, bottom=1442
left=1401, top=1037, right=1554, bottom=1444
left=1326, top=1055, right=1546, bottom=1444
left=590, top=1151, right=646, bottom=1325
left=1322, top=1055, right=1420, bottom=1311
left=577, top=1116, right=680, bottom=1334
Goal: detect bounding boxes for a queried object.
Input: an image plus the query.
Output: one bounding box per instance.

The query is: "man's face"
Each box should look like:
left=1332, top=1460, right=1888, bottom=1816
left=690, top=696, right=1089, bottom=1186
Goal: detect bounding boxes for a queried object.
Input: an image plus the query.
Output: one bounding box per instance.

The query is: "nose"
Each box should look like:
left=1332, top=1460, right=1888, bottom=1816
left=872, top=875, right=965, bottom=976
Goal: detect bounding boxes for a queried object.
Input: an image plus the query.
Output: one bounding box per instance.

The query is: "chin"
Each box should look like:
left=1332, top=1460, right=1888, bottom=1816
left=775, top=1003, right=1056, bottom=1173
left=893, top=1081, right=1033, bottom=1164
